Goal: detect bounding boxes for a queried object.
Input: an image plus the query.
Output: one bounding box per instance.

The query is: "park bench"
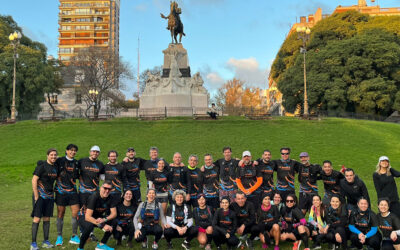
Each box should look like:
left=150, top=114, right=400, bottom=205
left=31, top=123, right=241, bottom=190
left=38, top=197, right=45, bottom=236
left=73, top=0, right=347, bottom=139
left=138, top=114, right=166, bottom=120
left=245, top=113, right=272, bottom=120
left=39, top=116, right=62, bottom=122
left=88, top=114, right=114, bottom=121
left=193, top=113, right=214, bottom=120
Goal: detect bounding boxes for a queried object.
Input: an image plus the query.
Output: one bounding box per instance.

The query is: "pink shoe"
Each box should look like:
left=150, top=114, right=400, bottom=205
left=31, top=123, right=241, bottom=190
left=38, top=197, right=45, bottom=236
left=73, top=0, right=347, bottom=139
left=274, top=246, right=280, bottom=250
left=262, top=243, right=268, bottom=249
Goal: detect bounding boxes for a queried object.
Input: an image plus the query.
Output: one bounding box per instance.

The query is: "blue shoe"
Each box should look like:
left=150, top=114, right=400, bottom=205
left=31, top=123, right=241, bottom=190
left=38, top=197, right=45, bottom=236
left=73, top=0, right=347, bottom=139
left=69, top=235, right=80, bottom=245
left=30, top=242, right=39, bottom=250
left=77, top=248, right=84, bottom=250
left=42, top=240, right=55, bottom=248
left=95, top=243, right=114, bottom=250
left=55, top=235, right=63, bottom=246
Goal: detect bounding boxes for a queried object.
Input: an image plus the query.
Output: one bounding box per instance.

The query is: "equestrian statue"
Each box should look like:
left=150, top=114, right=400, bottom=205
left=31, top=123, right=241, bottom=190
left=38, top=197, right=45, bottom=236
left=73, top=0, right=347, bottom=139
left=161, top=1, right=186, bottom=44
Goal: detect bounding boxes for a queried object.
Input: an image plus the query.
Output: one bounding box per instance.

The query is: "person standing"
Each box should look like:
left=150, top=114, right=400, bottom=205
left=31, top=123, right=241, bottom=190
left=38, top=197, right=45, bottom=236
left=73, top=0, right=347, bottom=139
left=340, top=168, right=370, bottom=212
left=297, top=152, right=321, bottom=214
left=273, top=147, right=302, bottom=201
left=54, top=144, right=80, bottom=246
left=122, top=147, right=146, bottom=203
left=319, top=160, right=344, bottom=205
left=31, top=148, right=59, bottom=250
left=104, top=150, right=127, bottom=205
left=214, top=146, right=238, bottom=203
left=373, top=156, right=400, bottom=218
left=168, top=152, right=187, bottom=204
left=186, top=154, right=202, bottom=208
left=143, top=147, right=165, bottom=183
left=200, top=154, right=220, bottom=211
left=77, top=180, right=118, bottom=250
left=148, top=158, right=170, bottom=215
left=256, top=150, right=275, bottom=201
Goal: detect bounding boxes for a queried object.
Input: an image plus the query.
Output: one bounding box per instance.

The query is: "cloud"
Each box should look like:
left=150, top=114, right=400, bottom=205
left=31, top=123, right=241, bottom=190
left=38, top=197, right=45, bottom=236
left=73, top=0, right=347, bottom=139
left=134, top=3, right=147, bottom=12
left=206, top=72, right=225, bottom=86
left=226, top=57, right=268, bottom=88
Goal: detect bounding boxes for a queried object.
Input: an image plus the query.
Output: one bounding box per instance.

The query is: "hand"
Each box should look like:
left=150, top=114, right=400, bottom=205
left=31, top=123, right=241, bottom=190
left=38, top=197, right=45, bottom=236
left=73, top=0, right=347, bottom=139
left=335, top=233, right=342, bottom=243
left=186, top=194, right=191, bottom=201
left=391, top=231, right=398, bottom=242
left=181, top=226, right=187, bottom=234
left=123, top=156, right=129, bottom=163
left=164, top=224, right=171, bottom=229
left=253, top=161, right=259, bottom=166
left=116, top=225, right=122, bottom=232
left=237, top=225, right=245, bottom=235
left=225, top=233, right=230, bottom=238
left=134, top=230, right=142, bottom=239
left=96, top=218, right=104, bottom=224
left=34, top=195, right=39, bottom=202
left=103, top=224, right=113, bottom=232
left=200, top=165, right=205, bottom=172
left=180, top=162, right=185, bottom=167
left=238, top=160, right=244, bottom=166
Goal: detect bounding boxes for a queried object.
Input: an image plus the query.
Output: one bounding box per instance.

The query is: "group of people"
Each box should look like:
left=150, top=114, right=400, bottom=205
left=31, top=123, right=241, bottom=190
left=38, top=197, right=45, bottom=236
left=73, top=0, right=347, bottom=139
left=30, top=144, right=400, bottom=250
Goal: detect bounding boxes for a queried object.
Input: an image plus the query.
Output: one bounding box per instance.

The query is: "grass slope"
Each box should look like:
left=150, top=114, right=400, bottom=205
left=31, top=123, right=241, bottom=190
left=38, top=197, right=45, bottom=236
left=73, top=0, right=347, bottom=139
left=1, top=117, right=399, bottom=249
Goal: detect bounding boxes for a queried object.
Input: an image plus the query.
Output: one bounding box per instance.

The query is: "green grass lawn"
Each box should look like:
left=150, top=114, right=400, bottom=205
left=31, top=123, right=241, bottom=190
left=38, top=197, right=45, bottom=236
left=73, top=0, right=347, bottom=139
left=1, top=116, right=399, bottom=249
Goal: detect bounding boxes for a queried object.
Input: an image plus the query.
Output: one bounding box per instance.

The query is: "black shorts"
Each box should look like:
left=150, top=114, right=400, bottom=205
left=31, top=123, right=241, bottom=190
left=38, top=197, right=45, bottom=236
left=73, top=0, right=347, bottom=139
left=79, top=193, right=92, bottom=207
left=31, top=196, right=54, bottom=218
left=299, top=192, right=314, bottom=211
left=55, top=192, right=80, bottom=206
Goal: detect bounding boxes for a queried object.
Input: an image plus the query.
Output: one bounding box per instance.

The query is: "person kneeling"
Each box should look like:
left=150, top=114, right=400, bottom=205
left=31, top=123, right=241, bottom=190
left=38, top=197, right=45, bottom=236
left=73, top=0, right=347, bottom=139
left=164, top=190, right=198, bottom=250
left=78, top=180, right=117, bottom=250
left=212, top=196, right=240, bottom=250
left=133, top=188, right=165, bottom=250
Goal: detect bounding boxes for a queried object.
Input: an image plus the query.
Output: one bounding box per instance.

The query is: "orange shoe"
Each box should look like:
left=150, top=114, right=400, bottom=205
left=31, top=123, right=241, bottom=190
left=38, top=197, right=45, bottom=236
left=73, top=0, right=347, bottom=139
left=293, top=240, right=302, bottom=250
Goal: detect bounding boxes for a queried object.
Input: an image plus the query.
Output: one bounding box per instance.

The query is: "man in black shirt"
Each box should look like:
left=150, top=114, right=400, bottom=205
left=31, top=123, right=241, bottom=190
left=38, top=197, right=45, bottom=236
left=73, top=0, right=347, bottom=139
left=230, top=191, right=257, bottom=250
left=54, top=144, right=80, bottom=246
left=320, top=160, right=344, bottom=205
left=78, top=180, right=118, bottom=250
left=186, top=154, right=202, bottom=208
left=340, top=168, right=370, bottom=212
left=214, top=146, right=239, bottom=203
left=168, top=152, right=188, bottom=204
left=143, top=147, right=163, bottom=183
left=256, top=150, right=275, bottom=200
left=104, top=150, right=127, bottom=204
left=273, top=147, right=302, bottom=201
left=31, top=148, right=59, bottom=250
left=200, top=154, right=220, bottom=211
left=122, top=147, right=145, bottom=203
left=297, top=152, right=321, bottom=214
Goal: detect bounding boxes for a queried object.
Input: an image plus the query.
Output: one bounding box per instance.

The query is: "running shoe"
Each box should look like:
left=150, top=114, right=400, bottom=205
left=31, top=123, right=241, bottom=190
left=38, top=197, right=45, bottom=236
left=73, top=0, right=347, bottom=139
left=167, top=241, right=173, bottom=250
left=141, top=238, right=148, bottom=248
left=181, top=240, right=191, bottom=250
left=293, top=240, right=302, bottom=250
left=90, top=232, right=98, bottom=242
left=30, top=242, right=39, bottom=250
left=274, top=246, right=280, bottom=250
left=262, top=243, right=268, bottom=249
left=42, top=240, right=55, bottom=248
left=69, top=235, right=80, bottom=245
left=205, top=244, right=212, bottom=250
left=95, top=243, right=114, bottom=250
left=152, top=241, right=158, bottom=250
left=55, top=236, right=63, bottom=246
left=77, top=248, right=84, bottom=250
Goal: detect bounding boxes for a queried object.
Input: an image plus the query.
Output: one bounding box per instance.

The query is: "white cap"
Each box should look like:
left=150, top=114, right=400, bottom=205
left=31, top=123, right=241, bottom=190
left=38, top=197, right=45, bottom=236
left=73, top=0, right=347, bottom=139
left=242, top=151, right=251, bottom=157
left=90, top=145, right=100, bottom=152
left=379, top=156, right=389, bottom=162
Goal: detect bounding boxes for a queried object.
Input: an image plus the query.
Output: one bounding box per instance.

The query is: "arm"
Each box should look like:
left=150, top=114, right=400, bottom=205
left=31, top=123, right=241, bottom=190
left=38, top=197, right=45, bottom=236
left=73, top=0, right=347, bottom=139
left=349, top=224, right=362, bottom=235
left=32, top=175, right=39, bottom=201
left=391, top=168, right=400, bottom=177
left=166, top=216, right=178, bottom=229
left=85, top=209, right=100, bottom=226
left=372, top=173, right=382, bottom=197
left=159, top=203, right=167, bottom=227
left=247, top=177, right=263, bottom=194
left=212, top=210, right=227, bottom=235
left=133, top=203, right=143, bottom=230
left=365, top=227, right=378, bottom=238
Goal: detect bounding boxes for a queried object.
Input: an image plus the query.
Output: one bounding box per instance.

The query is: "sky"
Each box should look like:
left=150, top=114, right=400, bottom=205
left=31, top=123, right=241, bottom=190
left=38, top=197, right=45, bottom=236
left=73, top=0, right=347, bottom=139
left=1, top=0, right=400, bottom=99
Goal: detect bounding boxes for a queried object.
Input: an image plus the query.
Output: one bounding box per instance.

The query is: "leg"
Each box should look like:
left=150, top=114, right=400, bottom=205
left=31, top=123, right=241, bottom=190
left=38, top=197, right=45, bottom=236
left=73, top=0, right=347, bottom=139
left=366, top=233, right=381, bottom=250
left=42, top=217, right=51, bottom=241
left=212, top=230, right=225, bottom=247
left=271, top=224, right=281, bottom=246
left=164, top=227, right=178, bottom=243
left=78, top=219, right=95, bottom=249
left=135, top=226, right=148, bottom=243
left=56, top=205, right=66, bottom=236
left=350, top=233, right=362, bottom=249
left=153, top=224, right=163, bottom=242
left=185, top=226, right=198, bottom=242
left=100, top=219, right=117, bottom=244
left=227, top=234, right=240, bottom=247
left=70, top=204, right=80, bottom=236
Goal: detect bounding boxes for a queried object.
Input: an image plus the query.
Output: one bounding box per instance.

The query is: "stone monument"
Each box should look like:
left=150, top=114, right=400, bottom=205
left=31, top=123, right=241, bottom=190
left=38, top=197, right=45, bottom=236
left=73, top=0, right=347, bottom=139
left=139, top=2, right=208, bottom=115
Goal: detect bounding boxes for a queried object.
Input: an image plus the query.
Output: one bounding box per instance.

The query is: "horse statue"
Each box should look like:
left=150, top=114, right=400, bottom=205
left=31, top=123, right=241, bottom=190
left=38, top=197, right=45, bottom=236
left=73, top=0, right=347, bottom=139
left=161, top=1, right=186, bottom=44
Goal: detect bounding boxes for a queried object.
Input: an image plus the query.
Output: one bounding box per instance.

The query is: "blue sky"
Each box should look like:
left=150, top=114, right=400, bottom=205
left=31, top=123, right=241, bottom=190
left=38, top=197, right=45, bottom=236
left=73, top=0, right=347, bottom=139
left=1, top=0, right=399, bottom=99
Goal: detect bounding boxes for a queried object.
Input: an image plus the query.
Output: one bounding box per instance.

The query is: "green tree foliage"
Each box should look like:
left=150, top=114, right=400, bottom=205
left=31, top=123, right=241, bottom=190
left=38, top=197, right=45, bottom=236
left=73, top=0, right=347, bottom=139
left=271, top=11, right=400, bottom=115
left=0, top=15, right=62, bottom=119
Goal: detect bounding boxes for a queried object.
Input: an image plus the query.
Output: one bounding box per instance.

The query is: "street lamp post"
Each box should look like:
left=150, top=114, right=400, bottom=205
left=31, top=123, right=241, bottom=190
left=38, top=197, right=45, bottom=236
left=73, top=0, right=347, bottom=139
left=88, top=89, right=99, bottom=119
left=296, top=26, right=311, bottom=118
left=8, top=31, right=22, bottom=121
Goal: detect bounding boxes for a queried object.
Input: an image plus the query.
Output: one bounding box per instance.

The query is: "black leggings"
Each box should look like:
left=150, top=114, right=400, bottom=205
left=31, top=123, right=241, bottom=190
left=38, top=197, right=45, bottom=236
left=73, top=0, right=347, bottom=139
left=113, top=223, right=135, bottom=242
left=164, top=226, right=198, bottom=243
left=317, top=226, right=347, bottom=248
left=78, top=218, right=117, bottom=249
left=135, top=224, right=163, bottom=243
left=242, top=223, right=264, bottom=240
left=212, top=230, right=239, bottom=247
left=350, top=232, right=381, bottom=250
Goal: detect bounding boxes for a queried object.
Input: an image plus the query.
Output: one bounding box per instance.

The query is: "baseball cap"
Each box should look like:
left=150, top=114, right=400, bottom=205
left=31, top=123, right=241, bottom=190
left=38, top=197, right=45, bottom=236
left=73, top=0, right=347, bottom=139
left=242, top=151, right=251, bottom=157
left=90, top=145, right=100, bottom=152
left=127, top=147, right=135, bottom=152
left=299, top=152, right=309, bottom=157
left=379, top=156, right=389, bottom=162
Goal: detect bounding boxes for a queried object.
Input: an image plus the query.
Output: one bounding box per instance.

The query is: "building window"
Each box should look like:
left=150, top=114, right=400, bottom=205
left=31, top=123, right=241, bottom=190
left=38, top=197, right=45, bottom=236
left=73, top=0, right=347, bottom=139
left=75, top=91, right=82, bottom=104
left=49, top=94, right=58, bottom=104
left=59, top=48, right=72, bottom=54
left=61, top=26, right=72, bottom=30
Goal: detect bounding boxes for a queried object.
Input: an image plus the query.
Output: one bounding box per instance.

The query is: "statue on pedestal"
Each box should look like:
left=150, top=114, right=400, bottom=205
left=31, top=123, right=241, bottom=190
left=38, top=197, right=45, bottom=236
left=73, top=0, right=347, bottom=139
left=161, top=1, right=186, bottom=44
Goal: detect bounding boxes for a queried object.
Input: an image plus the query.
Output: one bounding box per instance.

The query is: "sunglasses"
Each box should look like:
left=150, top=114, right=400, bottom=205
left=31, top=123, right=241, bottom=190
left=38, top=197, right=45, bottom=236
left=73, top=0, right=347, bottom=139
left=286, top=200, right=294, bottom=203
left=102, top=186, right=112, bottom=191
left=281, top=153, right=290, bottom=155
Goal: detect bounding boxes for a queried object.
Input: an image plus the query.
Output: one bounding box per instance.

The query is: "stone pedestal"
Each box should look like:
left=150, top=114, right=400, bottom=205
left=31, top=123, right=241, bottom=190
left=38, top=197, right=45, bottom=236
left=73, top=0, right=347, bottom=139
left=162, top=43, right=191, bottom=77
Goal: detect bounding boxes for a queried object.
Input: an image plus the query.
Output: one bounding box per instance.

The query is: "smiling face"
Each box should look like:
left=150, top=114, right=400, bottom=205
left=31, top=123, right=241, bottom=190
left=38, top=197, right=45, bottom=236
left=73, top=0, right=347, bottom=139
left=378, top=200, right=389, bottom=214
left=198, top=196, right=206, bottom=207
left=188, top=156, right=198, bottom=168
left=223, top=149, right=232, bottom=160
left=124, top=190, right=133, bottom=202
left=330, top=196, right=341, bottom=209
left=100, top=183, right=112, bottom=198
left=357, top=198, right=369, bottom=212
left=66, top=148, right=77, bottom=159
left=262, top=151, right=271, bottom=161
left=90, top=150, right=100, bottom=160
left=157, top=159, right=165, bottom=171
left=322, top=162, right=333, bottom=175
left=220, top=199, right=230, bottom=210
left=175, top=194, right=184, bottom=205
left=47, top=150, right=58, bottom=164
left=147, top=189, right=156, bottom=202
left=286, top=196, right=295, bottom=208
left=300, top=156, right=309, bottom=165
left=312, top=196, right=322, bottom=208
left=108, top=152, right=117, bottom=164
left=345, top=170, right=355, bottom=183
left=173, top=153, right=182, bottom=165
left=127, top=150, right=136, bottom=159
left=281, top=149, right=290, bottom=160
left=380, top=160, right=389, bottom=169
left=204, top=155, right=213, bottom=167
left=273, top=193, right=282, bottom=205
left=150, top=149, right=158, bottom=160
left=235, top=193, right=246, bottom=207
left=262, top=195, right=271, bottom=207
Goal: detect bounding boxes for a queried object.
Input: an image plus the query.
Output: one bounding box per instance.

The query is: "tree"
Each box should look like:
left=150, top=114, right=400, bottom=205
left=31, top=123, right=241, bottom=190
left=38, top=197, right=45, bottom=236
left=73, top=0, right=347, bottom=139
left=241, top=87, right=261, bottom=108
left=42, top=58, right=64, bottom=118
left=224, top=78, right=244, bottom=107
left=66, top=46, right=132, bottom=118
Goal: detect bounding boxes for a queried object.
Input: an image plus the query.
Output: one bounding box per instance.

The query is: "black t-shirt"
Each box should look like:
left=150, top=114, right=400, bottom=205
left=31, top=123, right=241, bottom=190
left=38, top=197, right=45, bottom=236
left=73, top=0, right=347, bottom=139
left=149, top=169, right=169, bottom=193
left=122, top=157, right=145, bottom=191
left=377, top=212, right=400, bottom=238
left=33, top=161, right=58, bottom=199
left=166, top=204, right=193, bottom=227
left=281, top=206, right=304, bottom=224
left=273, top=159, right=302, bottom=192
left=78, top=157, right=104, bottom=193
left=168, top=165, right=187, bottom=193
left=144, top=159, right=169, bottom=181
left=86, top=192, right=117, bottom=219
left=212, top=208, right=237, bottom=234
left=194, top=206, right=213, bottom=229
left=257, top=159, right=275, bottom=191
left=186, top=167, right=202, bottom=197
left=200, top=166, right=219, bottom=197
left=320, top=170, right=344, bottom=196
left=349, top=209, right=378, bottom=234
left=230, top=201, right=256, bottom=227
left=257, top=205, right=280, bottom=225
left=236, top=161, right=260, bottom=189
left=214, top=158, right=238, bottom=189
left=117, top=202, right=138, bottom=225
left=298, top=164, right=321, bottom=194
left=325, top=205, right=348, bottom=229
left=104, top=163, right=126, bottom=194
left=55, top=157, right=79, bottom=194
